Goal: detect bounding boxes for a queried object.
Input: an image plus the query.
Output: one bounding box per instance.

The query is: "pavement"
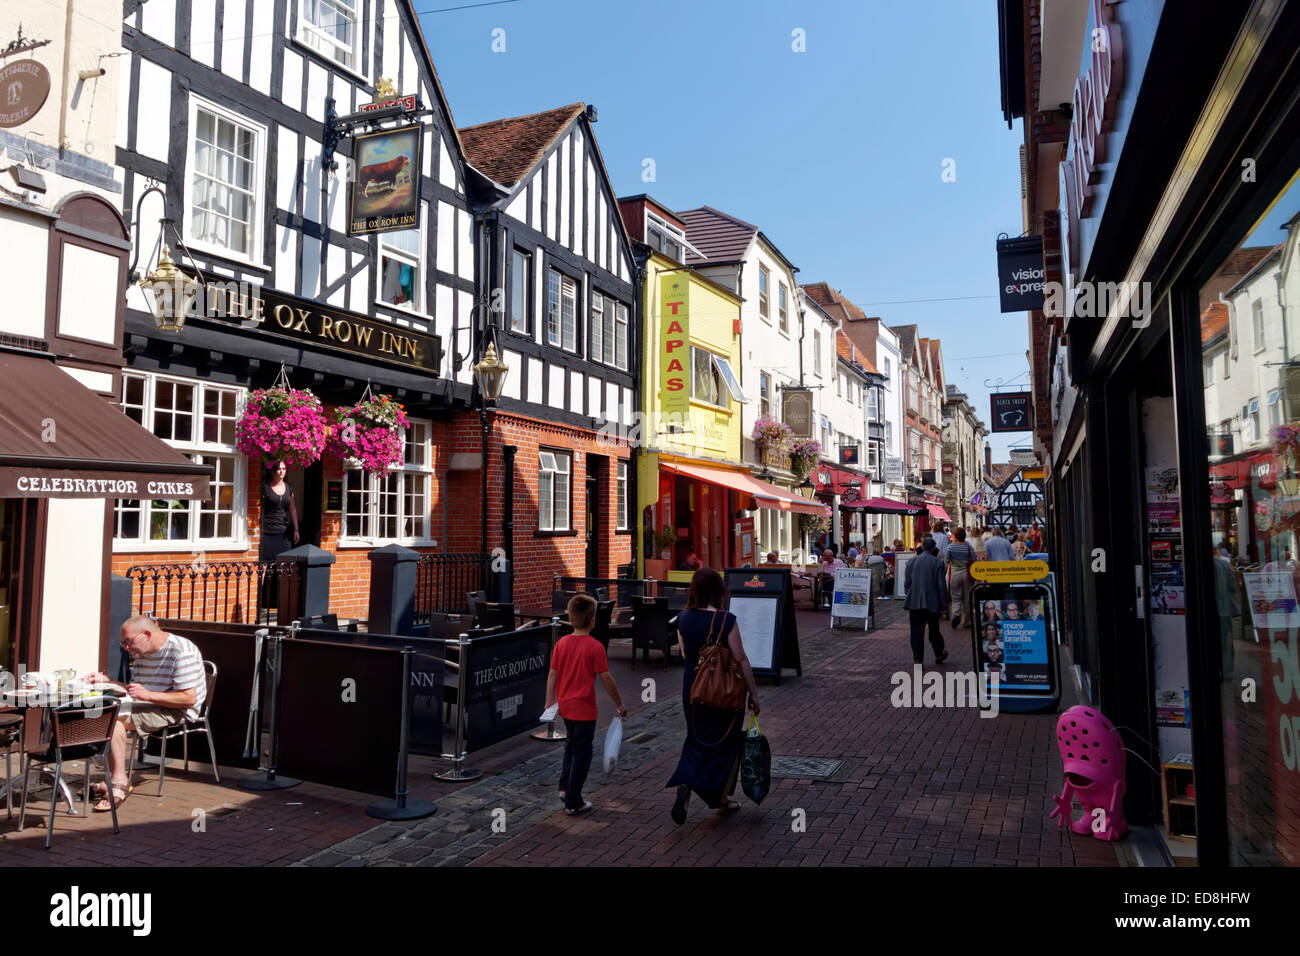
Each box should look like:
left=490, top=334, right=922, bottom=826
left=0, top=595, right=1120, bottom=867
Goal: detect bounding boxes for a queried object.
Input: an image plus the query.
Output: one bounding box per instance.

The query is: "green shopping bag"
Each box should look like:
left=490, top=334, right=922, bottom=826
left=740, top=715, right=771, bottom=804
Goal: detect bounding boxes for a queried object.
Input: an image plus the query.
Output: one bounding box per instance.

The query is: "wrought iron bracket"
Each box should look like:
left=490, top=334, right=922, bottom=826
left=322, top=95, right=431, bottom=174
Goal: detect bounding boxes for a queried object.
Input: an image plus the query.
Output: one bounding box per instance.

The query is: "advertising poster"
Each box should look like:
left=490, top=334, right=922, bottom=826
left=1242, top=571, right=1300, bottom=629
left=1155, top=688, right=1190, bottom=728
left=977, top=595, right=1051, bottom=691
left=832, top=568, right=873, bottom=620
left=349, top=125, right=422, bottom=236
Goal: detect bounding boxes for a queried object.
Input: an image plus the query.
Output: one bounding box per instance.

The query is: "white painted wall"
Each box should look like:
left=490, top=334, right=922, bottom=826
left=38, top=499, right=107, bottom=672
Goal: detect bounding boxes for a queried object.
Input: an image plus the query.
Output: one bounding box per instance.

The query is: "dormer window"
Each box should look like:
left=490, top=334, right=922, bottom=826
left=646, top=212, right=687, bottom=263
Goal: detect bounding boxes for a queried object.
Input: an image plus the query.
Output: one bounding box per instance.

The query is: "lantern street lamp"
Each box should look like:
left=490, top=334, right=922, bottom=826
left=138, top=246, right=199, bottom=333
left=473, top=337, right=510, bottom=563
left=798, top=475, right=816, bottom=499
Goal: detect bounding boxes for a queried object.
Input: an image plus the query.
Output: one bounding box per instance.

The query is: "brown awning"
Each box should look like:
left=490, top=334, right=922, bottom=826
left=0, top=351, right=211, bottom=500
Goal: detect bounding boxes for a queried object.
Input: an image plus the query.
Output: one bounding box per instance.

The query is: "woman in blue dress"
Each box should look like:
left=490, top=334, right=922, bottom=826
left=668, top=568, right=761, bottom=824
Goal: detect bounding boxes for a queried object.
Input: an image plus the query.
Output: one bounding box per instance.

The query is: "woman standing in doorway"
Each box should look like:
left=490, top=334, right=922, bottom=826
left=259, top=461, right=300, bottom=608
left=668, top=568, right=760, bottom=824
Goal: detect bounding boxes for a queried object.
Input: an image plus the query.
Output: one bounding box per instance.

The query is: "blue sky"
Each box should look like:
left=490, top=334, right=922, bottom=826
left=419, top=0, right=1030, bottom=459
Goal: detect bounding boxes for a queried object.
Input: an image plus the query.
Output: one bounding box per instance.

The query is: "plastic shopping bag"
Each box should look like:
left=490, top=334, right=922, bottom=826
left=740, top=715, right=771, bottom=804
left=538, top=702, right=559, bottom=723
left=603, top=717, right=623, bottom=774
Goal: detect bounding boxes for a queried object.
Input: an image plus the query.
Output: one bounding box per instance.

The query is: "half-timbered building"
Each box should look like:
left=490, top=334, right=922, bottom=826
left=457, top=103, right=637, bottom=603
left=112, top=0, right=480, bottom=617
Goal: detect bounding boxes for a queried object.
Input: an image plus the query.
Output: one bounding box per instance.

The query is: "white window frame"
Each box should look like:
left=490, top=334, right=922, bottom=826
left=1203, top=354, right=1214, bottom=385
left=376, top=213, right=425, bottom=315
left=1253, top=299, right=1266, bottom=352
left=758, top=266, right=770, bottom=321
left=589, top=290, right=628, bottom=370
left=114, top=371, right=248, bottom=551
left=778, top=282, right=789, bottom=334
left=510, top=248, right=531, bottom=333
left=547, top=268, right=578, bottom=353
left=339, top=420, right=435, bottom=546
left=813, top=330, right=822, bottom=376
left=690, top=347, right=730, bottom=410
left=296, top=0, right=364, bottom=76
left=759, top=371, right=772, bottom=418
left=185, top=96, right=269, bottom=269
left=538, top=448, right=572, bottom=532
left=616, top=460, right=630, bottom=531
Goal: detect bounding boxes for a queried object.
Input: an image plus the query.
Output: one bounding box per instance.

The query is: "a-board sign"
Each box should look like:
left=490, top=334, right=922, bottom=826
left=969, top=559, right=1049, bottom=583
left=724, top=568, right=802, bottom=682
left=971, top=581, right=1060, bottom=714
left=464, top=625, right=553, bottom=752
left=894, top=553, right=914, bottom=598
left=831, top=567, right=873, bottom=630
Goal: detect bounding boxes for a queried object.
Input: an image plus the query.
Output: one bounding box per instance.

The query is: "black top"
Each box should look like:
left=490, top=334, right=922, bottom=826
left=676, top=608, right=736, bottom=699
left=262, top=482, right=295, bottom=536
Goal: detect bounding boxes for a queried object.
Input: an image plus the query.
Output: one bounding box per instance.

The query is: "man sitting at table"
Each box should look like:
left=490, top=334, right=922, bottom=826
left=763, top=551, right=781, bottom=565
left=85, top=615, right=206, bottom=812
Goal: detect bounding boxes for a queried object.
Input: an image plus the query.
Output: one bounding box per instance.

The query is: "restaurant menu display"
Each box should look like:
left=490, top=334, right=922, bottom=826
left=831, top=568, right=872, bottom=621
left=1242, top=571, right=1300, bottom=629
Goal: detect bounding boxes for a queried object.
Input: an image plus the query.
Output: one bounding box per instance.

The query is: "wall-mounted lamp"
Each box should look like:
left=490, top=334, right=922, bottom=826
left=126, top=182, right=205, bottom=333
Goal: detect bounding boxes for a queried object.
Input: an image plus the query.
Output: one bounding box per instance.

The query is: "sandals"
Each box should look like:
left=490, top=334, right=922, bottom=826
left=93, top=784, right=131, bottom=812
left=715, top=798, right=741, bottom=815
left=565, top=801, right=593, bottom=816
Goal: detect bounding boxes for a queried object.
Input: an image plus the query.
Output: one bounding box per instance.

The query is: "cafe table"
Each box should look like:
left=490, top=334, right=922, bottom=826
left=514, top=606, right=562, bottom=626
left=0, top=686, right=135, bottom=815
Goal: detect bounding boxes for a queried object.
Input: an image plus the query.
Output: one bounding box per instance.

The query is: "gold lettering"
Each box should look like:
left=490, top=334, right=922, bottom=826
left=208, top=285, right=228, bottom=316
left=399, top=337, right=416, bottom=359
left=249, top=297, right=266, bottom=326
left=319, top=314, right=334, bottom=338
left=334, top=319, right=352, bottom=343
left=292, top=307, right=311, bottom=332
left=273, top=304, right=296, bottom=328
left=353, top=325, right=374, bottom=349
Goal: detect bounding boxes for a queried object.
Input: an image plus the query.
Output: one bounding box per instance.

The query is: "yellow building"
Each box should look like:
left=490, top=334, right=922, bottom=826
left=619, top=196, right=819, bottom=578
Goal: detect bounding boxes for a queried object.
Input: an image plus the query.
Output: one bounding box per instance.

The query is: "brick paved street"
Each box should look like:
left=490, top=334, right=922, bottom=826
left=1, top=599, right=1119, bottom=867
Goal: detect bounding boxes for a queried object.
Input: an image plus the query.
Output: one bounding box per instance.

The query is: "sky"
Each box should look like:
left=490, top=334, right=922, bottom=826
left=418, top=0, right=1031, bottom=460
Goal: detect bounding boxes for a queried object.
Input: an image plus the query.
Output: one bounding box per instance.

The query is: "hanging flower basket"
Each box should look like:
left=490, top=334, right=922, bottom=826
left=789, top=438, right=822, bottom=479
left=753, top=414, right=793, bottom=451
left=235, top=387, right=327, bottom=468
left=798, top=505, right=832, bottom=539
left=327, top=394, right=410, bottom=477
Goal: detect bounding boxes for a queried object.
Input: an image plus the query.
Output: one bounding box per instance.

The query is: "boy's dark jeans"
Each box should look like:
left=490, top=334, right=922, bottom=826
left=559, top=717, right=597, bottom=810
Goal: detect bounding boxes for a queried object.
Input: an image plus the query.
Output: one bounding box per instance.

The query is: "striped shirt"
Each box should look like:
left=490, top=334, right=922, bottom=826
left=131, top=633, right=205, bottom=720
left=946, top=542, right=975, bottom=571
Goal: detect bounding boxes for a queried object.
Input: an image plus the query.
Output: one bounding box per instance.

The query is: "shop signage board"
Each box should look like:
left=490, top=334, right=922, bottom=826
left=0, top=59, right=52, bottom=129
left=782, top=388, right=814, bottom=438
left=464, top=625, right=553, bottom=752
left=893, top=552, right=913, bottom=597
left=990, top=392, right=1032, bottom=432
left=660, top=273, right=690, bottom=419
left=970, top=560, right=1049, bottom=583
left=724, top=568, right=802, bottom=682
left=840, top=445, right=859, bottom=465
left=196, top=280, right=441, bottom=373
left=885, top=457, right=903, bottom=482
left=995, top=235, right=1046, bottom=312
left=349, top=125, right=423, bottom=236
left=970, top=580, right=1060, bottom=713
left=831, top=567, right=873, bottom=631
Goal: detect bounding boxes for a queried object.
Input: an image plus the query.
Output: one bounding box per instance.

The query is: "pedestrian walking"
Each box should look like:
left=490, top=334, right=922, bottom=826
left=668, top=568, right=761, bottom=824
left=946, top=528, right=976, bottom=629
left=931, top=522, right=950, bottom=558
left=986, top=526, right=1015, bottom=561
left=1012, top=533, right=1028, bottom=560
left=971, top=526, right=989, bottom=560
left=904, top=538, right=949, bottom=666
left=544, top=594, right=628, bottom=816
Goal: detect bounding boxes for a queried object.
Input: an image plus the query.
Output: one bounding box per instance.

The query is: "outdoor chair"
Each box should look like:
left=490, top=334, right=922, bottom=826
left=18, top=697, right=121, bottom=850
left=127, top=660, right=220, bottom=797
left=0, top=710, right=22, bottom=820
left=478, top=601, right=516, bottom=632
left=551, top=589, right=573, bottom=614
left=465, top=590, right=487, bottom=622
left=443, top=625, right=506, bottom=721
left=591, top=600, right=614, bottom=650
left=631, top=596, right=674, bottom=670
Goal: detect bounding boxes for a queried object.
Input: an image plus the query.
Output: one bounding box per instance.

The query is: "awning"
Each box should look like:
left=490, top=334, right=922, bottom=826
left=926, top=504, right=952, bottom=522
left=0, top=352, right=211, bottom=500
left=814, top=462, right=870, bottom=497
left=842, top=496, right=922, bottom=515
left=664, top=460, right=825, bottom=515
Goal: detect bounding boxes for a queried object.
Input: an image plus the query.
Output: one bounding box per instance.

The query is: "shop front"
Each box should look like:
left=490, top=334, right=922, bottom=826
left=813, top=462, right=875, bottom=553
left=1018, top=0, right=1300, bottom=865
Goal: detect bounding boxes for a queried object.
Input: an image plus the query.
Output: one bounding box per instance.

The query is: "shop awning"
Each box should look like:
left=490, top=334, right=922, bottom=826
left=926, top=504, right=952, bottom=521
left=0, top=352, right=211, bottom=500
left=665, top=461, right=825, bottom=515
left=842, top=496, right=923, bottom=515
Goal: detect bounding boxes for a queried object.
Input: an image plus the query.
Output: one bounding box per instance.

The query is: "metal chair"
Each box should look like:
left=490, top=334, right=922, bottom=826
left=18, top=698, right=122, bottom=849
left=0, top=711, right=22, bottom=820
left=127, top=661, right=220, bottom=796
left=465, top=590, right=487, bottom=621
left=591, top=600, right=615, bottom=650
left=478, top=602, right=516, bottom=632
left=631, top=596, right=673, bottom=670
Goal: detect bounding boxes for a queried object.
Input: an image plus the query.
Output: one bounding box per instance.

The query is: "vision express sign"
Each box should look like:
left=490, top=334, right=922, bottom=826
left=196, top=280, right=441, bottom=373
left=996, top=236, right=1045, bottom=312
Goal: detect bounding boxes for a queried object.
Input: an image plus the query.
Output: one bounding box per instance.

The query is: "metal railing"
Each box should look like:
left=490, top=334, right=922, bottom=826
left=414, top=553, right=489, bottom=624
left=125, top=561, right=299, bottom=625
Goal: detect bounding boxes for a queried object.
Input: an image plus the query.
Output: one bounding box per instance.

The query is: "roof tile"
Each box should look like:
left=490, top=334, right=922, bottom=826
left=458, top=103, right=585, bottom=187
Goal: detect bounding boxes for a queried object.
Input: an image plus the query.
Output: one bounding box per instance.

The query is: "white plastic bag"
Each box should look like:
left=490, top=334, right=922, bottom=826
left=603, top=716, right=623, bottom=774
left=539, top=702, right=559, bottom=723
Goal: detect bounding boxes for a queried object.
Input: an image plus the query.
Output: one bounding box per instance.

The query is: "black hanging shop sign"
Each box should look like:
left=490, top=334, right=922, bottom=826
left=996, top=235, right=1046, bottom=312
left=990, top=392, right=1033, bottom=433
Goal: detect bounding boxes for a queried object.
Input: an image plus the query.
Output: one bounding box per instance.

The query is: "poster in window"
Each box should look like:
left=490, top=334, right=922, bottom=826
left=349, top=125, right=423, bottom=236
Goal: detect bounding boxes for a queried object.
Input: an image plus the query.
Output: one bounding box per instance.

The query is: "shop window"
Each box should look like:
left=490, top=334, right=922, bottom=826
left=616, top=460, right=629, bottom=531
left=379, top=225, right=422, bottom=312
left=538, top=449, right=571, bottom=531
left=298, top=0, right=360, bottom=71
left=1198, top=166, right=1299, bottom=865
left=342, top=421, right=431, bottom=542
left=115, top=372, right=246, bottom=547
left=511, top=249, right=531, bottom=333
left=188, top=99, right=265, bottom=262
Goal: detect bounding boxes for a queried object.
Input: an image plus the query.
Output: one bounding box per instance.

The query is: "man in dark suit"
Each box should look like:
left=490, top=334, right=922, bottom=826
left=904, top=538, right=950, bottom=666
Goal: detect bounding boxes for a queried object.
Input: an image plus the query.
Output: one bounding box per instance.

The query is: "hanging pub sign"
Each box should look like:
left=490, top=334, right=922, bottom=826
left=0, top=59, right=52, bottom=129
left=991, top=392, right=1033, bottom=432
left=782, top=388, right=814, bottom=438
left=840, top=445, right=859, bottom=465
left=349, top=125, right=422, bottom=236
left=995, top=235, right=1046, bottom=312
left=922, top=469, right=936, bottom=486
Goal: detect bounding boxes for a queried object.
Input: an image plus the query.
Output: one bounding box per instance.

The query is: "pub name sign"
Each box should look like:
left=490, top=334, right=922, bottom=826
left=196, top=281, right=441, bottom=373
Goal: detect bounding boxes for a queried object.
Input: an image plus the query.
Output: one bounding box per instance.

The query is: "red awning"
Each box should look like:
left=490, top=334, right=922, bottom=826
left=665, top=461, right=825, bottom=515
left=842, top=496, right=922, bottom=514
left=814, top=463, right=870, bottom=496
left=926, top=504, right=952, bottom=522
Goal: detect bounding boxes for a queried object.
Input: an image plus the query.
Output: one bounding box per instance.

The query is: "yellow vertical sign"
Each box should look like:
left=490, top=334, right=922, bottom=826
left=660, top=274, right=690, bottom=420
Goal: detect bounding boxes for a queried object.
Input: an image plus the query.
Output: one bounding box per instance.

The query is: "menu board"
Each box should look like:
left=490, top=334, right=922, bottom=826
left=728, top=596, right=778, bottom=672
left=832, top=568, right=873, bottom=622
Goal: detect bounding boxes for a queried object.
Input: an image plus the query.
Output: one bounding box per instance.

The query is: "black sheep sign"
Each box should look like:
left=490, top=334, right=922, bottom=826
left=349, top=125, right=423, bottom=236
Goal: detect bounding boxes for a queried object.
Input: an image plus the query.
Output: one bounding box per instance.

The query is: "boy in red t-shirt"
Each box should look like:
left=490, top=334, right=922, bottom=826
left=544, top=594, right=628, bottom=815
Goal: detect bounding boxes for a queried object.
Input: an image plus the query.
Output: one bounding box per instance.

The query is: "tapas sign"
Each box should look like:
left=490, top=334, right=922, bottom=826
left=0, top=59, right=52, bottom=129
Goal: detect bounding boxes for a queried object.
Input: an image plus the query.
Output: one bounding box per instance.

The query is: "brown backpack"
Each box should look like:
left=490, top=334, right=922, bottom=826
left=689, top=611, right=748, bottom=713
